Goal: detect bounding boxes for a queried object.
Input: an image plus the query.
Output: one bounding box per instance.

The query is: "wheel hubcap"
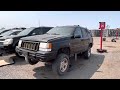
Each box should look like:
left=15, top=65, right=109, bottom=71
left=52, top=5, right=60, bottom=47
left=60, top=58, right=68, bottom=72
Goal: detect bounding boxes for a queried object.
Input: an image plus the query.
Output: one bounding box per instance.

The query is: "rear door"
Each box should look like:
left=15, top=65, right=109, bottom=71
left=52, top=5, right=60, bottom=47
left=81, top=28, right=90, bottom=51
left=70, top=27, right=83, bottom=54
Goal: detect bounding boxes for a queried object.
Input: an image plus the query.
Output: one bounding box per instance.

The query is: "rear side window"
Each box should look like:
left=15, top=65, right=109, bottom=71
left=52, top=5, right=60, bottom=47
left=81, top=28, right=89, bottom=38
left=74, top=27, right=82, bottom=38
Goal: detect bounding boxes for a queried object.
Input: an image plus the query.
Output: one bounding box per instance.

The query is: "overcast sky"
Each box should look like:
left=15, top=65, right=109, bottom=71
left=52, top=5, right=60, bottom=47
left=0, top=11, right=119, bottom=29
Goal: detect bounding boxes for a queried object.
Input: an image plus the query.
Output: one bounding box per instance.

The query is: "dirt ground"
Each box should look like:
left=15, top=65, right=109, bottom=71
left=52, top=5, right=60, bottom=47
left=0, top=37, right=120, bottom=79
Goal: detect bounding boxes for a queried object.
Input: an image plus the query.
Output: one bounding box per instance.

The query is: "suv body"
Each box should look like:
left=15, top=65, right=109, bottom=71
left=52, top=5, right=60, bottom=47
left=16, top=25, right=93, bottom=75
left=0, top=27, right=53, bottom=53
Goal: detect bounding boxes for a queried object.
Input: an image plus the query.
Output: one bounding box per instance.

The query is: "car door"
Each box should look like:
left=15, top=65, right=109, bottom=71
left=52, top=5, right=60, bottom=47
left=81, top=28, right=90, bottom=51
left=70, top=27, right=83, bottom=54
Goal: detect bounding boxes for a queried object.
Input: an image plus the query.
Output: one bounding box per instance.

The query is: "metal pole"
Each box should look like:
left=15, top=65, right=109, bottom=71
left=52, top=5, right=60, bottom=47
left=100, top=29, right=103, bottom=50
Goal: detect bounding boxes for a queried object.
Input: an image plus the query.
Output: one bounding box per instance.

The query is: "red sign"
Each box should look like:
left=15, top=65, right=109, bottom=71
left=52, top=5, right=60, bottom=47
left=99, top=22, right=106, bottom=30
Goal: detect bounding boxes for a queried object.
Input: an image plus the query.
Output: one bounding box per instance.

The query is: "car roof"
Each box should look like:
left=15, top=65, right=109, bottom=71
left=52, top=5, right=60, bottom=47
left=11, top=29, right=22, bottom=31
left=56, top=25, right=86, bottom=29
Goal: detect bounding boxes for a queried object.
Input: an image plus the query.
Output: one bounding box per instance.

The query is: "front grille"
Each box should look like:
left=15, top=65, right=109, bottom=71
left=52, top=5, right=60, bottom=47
left=21, top=41, right=40, bottom=51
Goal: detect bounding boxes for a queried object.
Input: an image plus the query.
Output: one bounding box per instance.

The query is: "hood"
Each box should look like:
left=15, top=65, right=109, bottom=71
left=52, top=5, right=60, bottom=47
left=21, top=34, right=71, bottom=42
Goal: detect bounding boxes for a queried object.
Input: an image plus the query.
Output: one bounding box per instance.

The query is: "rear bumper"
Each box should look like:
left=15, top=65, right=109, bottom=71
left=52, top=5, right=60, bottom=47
left=16, top=46, right=57, bottom=62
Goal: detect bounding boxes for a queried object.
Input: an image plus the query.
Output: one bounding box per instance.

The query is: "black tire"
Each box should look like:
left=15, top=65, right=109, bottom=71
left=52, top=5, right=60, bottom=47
left=15, top=51, right=22, bottom=58
left=84, top=48, right=91, bottom=59
left=26, top=58, right=39, bottom=65
left=25, top=55, right=39, bottom=65
left=52, top=53, right=70, bottom=76
left=111, top=39, right=116, bottom=42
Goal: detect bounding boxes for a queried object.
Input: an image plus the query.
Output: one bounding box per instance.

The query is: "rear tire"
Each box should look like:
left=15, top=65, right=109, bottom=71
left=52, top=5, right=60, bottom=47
left=52, top=53, right=70, bottom=76
left=84, top=48, right=91, bottom=59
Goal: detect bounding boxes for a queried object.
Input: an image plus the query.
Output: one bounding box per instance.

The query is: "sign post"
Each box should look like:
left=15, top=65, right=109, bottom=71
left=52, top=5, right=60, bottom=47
left=97, top=22, right=107, bottom=53
left=100, top=29, right=103, bottom=50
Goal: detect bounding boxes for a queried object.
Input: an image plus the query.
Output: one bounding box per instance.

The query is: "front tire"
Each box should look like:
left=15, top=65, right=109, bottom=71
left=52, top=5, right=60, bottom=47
left=52, top=53, right=70, bottom=76
left=25, top=55, right=39, bottom=65
left=15, top=51, right=22, bottom=58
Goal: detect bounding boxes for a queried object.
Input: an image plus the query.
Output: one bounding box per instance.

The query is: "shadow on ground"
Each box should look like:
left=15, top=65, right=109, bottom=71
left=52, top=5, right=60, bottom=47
left=33, top=54, right=105, bottom=79
left=6, top=55, right=27, bottom=65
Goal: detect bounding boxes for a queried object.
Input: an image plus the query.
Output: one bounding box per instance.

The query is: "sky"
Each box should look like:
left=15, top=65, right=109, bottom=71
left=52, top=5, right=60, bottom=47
left=0, top=11, right=120, bottom=29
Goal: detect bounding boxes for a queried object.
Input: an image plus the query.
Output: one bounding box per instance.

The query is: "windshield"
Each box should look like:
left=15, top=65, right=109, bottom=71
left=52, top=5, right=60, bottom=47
left=17, top=28, right=34, bottom=36
left=46, top=27, right=75, bottom=35
left=0, top=29, right=9, bottom=34
left=0, top=30, right=16, bottom=36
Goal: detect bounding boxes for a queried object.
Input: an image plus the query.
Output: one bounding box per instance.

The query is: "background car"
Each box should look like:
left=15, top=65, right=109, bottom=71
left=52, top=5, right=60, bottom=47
left=0, top=30, right=22, bottom=38
left=0, top=26, right=53, bottom=54
left=0, top=29, right=11, bottom=35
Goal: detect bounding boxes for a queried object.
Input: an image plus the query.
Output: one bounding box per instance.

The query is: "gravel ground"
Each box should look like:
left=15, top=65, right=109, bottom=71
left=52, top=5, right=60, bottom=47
left=0, top=37, right=120, bottom=79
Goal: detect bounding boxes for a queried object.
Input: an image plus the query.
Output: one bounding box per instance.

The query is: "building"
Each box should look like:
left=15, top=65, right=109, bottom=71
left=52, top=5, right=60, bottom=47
left=89, top=28, right=120, bottom=37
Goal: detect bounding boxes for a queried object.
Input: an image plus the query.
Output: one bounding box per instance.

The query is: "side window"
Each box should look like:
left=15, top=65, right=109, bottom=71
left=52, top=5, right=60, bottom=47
left=10, top=31, right=20, bottom=35
left=74, top=28, right=82, bottom=38
left=10, top=32, right=15, bottom=35
left=42, top=28, right=51, bottom=34
left=31, top=28, right=42, bottom=35
left=81, top=28, right=89, bottom=38
left=15, top=31, right=21, bottom=35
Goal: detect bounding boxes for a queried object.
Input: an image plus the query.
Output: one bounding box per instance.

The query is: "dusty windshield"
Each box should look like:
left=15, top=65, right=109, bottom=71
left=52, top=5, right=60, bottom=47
left=46, top=27, right=75, bottom=35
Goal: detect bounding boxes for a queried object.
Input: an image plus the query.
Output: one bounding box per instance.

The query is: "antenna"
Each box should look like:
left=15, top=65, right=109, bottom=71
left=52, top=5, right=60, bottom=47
left=39, top=20, right=40, bottom=27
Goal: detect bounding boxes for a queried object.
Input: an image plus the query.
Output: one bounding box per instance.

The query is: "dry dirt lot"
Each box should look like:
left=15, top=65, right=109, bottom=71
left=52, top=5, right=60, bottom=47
left=0, top=37, right=120, bottom=79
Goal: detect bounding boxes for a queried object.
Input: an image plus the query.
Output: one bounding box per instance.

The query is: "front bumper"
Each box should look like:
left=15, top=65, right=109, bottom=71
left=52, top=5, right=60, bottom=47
left=0, top=44, right=14, bottom=52
left=16, top=46, right=57, bottom=62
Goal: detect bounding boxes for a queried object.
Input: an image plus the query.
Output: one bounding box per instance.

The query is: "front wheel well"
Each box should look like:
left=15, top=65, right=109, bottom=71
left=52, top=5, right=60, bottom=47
left=57, top=47, right=70, bottom=56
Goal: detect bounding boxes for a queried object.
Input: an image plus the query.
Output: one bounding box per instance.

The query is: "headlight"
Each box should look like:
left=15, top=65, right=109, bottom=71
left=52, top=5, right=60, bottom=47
left=39, top=42, right=52, bottom=51
left=3, top=39, right=13, bottom=45
left=18, top=40, right=22, bottom=47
